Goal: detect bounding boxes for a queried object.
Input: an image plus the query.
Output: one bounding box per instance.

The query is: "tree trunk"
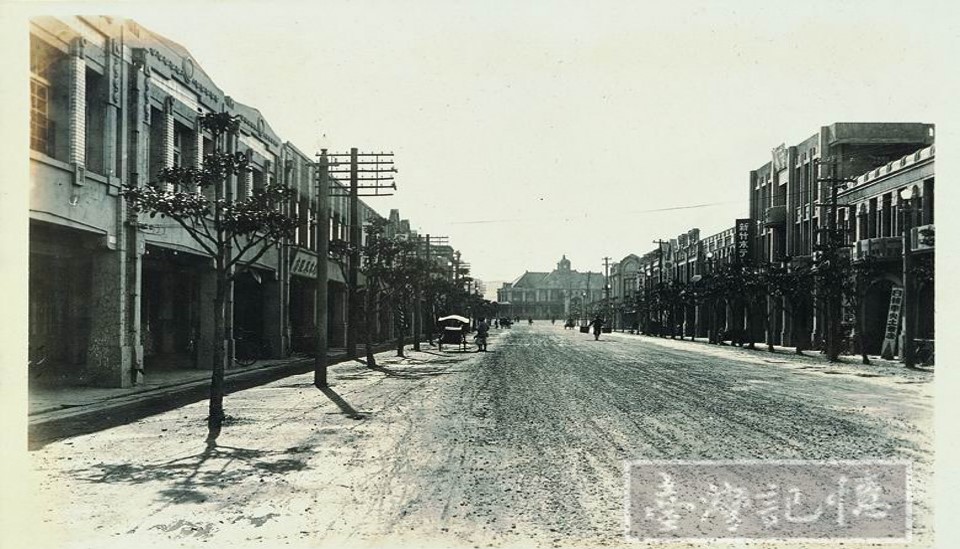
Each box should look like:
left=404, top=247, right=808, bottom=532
left=792, top=301, right=804, bottom=355
left=396, top=298, right=406, bottom=358
left=363, top=287, right=377, bottom=367
left=766, top=296, right=775, bottom=352
left=746, top=300, right=756, bottom=350
left=412, top=292, right=421, bottom=352
left=207, top=270, right=227, bottom=442
left=670, top=305, right=676, bottom=339
left=858, top=296, right=870, bottom=365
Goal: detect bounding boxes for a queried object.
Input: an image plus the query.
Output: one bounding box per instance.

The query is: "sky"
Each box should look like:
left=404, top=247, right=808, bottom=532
left=12, top=1, right=958, bottom=290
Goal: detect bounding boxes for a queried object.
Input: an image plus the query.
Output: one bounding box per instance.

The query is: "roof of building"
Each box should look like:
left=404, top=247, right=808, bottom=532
left=506, top=269, right=604, bottom=290
left=510, top=271, right=549, bottom=287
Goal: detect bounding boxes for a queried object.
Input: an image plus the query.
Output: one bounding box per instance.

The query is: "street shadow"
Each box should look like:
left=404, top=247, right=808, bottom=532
left=319, top=386, right=365, bottom=419
left=67, top=440, right=311, bottom=505
left=368, top=364, right=467, bottom=380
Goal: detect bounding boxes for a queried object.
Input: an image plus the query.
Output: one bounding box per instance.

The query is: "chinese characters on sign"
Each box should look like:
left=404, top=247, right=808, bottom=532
left=291, top=254, right=318, bottom=277
left=735, top=218, right=753, bottom=264
left=627, top=460, right=909, bottom=541
left=880, top=287, right=904, bottom=359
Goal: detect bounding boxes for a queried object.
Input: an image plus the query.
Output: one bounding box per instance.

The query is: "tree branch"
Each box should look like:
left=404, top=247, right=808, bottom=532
left=227, top=232, right=273, bottom=275
left=171, top=216, right=219, bottom=258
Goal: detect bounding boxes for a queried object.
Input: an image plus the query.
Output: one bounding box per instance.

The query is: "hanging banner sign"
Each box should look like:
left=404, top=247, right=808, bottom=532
left=880, top=286, right=904, bottom=359
left=735, top=218, right=753, bottom=264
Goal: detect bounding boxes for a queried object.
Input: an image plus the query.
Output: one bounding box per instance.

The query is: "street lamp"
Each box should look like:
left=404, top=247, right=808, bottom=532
left=899, top=186, right=918, bottom=369
left=581, top=291, right=587, bottom=324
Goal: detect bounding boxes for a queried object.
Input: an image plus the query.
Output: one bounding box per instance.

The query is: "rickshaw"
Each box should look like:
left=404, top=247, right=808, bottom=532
left=437, top=314, right=470, bottom=352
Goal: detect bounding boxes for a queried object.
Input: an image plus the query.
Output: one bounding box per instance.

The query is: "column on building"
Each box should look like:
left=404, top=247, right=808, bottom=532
left=85, top=37, right=142, bottom=387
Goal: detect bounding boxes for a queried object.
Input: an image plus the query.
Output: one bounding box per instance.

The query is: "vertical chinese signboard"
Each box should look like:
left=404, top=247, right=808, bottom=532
left=735, top=218, right=753, bottom=265
left=880, top=286, right=904, bottom=360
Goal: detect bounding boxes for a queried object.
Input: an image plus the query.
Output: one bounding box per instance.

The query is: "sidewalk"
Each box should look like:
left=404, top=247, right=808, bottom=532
left=602, top=329, right=934, bottom=380
left=28, top=352, right=339, bottom=417
left=27, top=343, right=398, bottom=446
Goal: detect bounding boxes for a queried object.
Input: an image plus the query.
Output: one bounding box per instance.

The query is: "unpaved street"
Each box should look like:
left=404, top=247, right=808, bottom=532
left=27, top=324, right=933, bottom=548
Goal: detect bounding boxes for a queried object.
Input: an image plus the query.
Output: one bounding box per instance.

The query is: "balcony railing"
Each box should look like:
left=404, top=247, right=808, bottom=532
left=854, top=237, right=902, bottom=261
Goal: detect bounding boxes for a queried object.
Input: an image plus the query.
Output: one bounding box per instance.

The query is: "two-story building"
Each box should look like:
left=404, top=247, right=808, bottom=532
left=27, top=17, right=431, bottom=387
left=749, top=122, right=934, bottom=349
left=838, top=145, right=934, bottom=356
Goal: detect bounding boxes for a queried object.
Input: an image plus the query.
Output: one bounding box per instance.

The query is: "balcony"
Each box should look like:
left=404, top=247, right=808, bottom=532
left=764, top=205, right=786, bottom=227
left=854, top=237, right=902, bottom=261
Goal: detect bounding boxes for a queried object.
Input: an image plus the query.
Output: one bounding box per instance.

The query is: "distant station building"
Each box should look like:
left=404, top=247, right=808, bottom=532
left=497, top=256, right=604, bottom=320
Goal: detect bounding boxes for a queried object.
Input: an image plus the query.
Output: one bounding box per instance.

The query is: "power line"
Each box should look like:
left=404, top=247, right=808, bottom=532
left=447, top=200, right=740, bottom=226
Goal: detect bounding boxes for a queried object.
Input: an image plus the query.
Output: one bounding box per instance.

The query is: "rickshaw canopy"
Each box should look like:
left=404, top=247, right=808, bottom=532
left=437, top=314, right=470, bottom=323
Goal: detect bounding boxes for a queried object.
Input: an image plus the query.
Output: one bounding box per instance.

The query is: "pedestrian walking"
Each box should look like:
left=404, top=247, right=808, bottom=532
left=588, top=315, right=605, bottom=341
left=475, top=317, right=489, bottom=352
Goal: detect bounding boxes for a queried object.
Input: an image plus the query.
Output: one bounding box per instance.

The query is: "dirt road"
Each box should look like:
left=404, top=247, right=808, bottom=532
left=27, top=324, right=933, bottom=548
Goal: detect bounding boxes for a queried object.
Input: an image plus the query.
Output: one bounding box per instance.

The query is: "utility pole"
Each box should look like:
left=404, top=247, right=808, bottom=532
left=412, top=234, right=422, bottom=351
left=326, top=149, right=396, bottom=360
left=346, top=148, right=359, bottom=358
left=453, top=250, right=460, bottom=285
left=314, top=149, right=331, bottom=388
left=602, top=256, right=612, bottom=327
left=422, top=234, right=448, bottom=343
left=585, top=271, right=592, bottom=323
left=814, top=157, right=854, bottom=362
left=652, top=240, right=665, bottom=284
left=900, top=187, right=917, bottom=369
left=424, top=234, right=431, bottom=345
left=653, top=240, right=666, bottom=334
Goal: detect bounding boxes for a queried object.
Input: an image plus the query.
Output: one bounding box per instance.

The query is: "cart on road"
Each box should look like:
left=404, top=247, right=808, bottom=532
left=437, top=314, right=470, bottom=352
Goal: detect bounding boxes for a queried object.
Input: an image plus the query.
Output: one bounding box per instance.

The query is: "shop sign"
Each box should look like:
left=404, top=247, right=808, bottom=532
left=772, top=143, right=788, bottom=171
left=735, top=218, right=753, bottom=264
left=291, top=253, right=318, bottom=277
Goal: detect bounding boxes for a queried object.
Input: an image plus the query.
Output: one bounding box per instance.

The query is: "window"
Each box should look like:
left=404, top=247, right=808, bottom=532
left=881, top=194, right=892, bottom=237
left=148, top=107, right=166, bottom=184
left=201, top=137, right=215, bottom=199
left=30, top=78, right=50, bottom=153
left=293, top=200, right=301, bottom=246
left=252, top=167, right=265, bottom=194
left=85, top=68, right=106, bottom=174
left=173, top=128, right=183, bottom=168
left=30, top=35, right=67, bottom=160
left=172, top=122, right=194, bottom=169
left=868, top=198, right=878, bottom=239
left=923, top=178, right=934, bottom=225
